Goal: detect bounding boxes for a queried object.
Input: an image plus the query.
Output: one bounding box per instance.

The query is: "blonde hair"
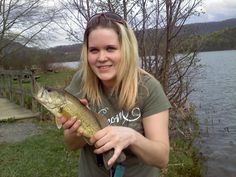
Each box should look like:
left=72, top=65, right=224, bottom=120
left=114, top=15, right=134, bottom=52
left=80, top=16, right=140, bottom=111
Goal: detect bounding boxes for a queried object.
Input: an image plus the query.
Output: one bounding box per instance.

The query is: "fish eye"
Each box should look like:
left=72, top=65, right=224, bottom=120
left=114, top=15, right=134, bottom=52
left=59, top=107, right=63, bottom=113
left=45, top=86, right=52, bottom=92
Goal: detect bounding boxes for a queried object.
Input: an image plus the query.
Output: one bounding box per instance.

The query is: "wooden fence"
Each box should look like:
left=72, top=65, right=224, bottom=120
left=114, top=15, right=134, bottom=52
left=0, top=69, right=39, bottom=112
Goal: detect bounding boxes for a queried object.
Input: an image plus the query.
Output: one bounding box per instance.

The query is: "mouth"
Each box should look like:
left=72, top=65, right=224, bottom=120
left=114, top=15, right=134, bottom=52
left=97, top=64, right=112, bottom=70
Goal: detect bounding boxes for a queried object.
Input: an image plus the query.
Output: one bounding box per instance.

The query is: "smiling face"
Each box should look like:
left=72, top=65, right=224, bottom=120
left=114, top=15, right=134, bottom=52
left=87, top=27, right=122, bottom=89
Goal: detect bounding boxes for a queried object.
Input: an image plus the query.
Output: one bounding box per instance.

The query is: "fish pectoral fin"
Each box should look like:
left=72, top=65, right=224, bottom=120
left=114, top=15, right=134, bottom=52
left=55, top=117, right=62, bottom=129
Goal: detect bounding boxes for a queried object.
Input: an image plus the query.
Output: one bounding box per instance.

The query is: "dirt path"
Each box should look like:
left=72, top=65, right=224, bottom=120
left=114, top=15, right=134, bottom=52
left=0, top=119, right=42, bottom=144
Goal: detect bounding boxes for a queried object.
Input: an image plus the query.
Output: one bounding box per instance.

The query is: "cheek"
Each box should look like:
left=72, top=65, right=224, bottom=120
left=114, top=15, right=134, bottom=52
left=114, top=53, right=122, bottom=65
left=87, top=57, right=97, bottom=73
left=88, top=55, right=96, bottom=65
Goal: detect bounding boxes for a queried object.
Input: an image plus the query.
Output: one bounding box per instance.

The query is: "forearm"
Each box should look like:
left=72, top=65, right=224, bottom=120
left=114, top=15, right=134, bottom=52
left=129, top=131, right=169, bottom=168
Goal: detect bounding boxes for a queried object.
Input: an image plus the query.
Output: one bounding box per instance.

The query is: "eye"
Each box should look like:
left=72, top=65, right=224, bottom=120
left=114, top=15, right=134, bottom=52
left=107, top=46, right=116, bottom=52
left=89, top=47, right=98, bottom=53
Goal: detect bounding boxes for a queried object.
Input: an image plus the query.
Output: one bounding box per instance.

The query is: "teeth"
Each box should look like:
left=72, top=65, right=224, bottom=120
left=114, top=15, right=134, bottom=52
left=98, top=65, right=111, bottom=68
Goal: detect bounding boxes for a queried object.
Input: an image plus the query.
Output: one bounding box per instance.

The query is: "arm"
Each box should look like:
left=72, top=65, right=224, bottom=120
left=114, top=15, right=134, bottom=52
left=129, top=110, right=170, bottom=168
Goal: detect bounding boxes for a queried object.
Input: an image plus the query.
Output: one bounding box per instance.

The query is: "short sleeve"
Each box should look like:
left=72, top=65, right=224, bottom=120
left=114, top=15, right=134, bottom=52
left=64, top=70, right=83, bottom=99
left=141, top=75, right=171, bottom=118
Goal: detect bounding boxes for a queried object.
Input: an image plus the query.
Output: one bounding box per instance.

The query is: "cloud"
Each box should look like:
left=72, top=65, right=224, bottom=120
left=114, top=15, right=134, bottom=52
left=201, top=0, right=236, bottom=21
left=187, top=0, right=236, bottom=24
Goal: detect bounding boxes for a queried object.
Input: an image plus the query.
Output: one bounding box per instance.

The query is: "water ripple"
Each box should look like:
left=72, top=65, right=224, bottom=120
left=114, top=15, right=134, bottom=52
left=190, top=50, right=236, bottom=177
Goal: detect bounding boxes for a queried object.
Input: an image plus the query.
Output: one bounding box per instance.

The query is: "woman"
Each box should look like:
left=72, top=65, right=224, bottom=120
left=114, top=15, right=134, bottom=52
left=61, top=12, right=171, bottom=177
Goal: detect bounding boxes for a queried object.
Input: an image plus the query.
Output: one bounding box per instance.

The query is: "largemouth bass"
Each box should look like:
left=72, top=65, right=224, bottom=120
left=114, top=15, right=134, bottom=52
left=32, top=82, right=126, bottom=170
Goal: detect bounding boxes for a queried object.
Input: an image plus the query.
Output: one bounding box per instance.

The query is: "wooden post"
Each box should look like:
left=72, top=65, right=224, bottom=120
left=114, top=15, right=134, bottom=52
left=2, top=73, right=7, bottom=97
left=18, top=73, right=24, bottom=106
left=9, top=72, right=13, bottom=101
left=0, top=73, right=3, bottom=97
left=30, top=67, right=37, bottom=113
left=0, top=72, right=3, bottom=96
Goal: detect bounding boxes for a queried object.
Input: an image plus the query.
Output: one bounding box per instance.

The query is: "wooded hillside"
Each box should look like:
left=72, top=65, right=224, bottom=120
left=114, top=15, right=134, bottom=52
left=1, top=18, right=236, bottom=70
left=200, top=27, right=236, bottom=51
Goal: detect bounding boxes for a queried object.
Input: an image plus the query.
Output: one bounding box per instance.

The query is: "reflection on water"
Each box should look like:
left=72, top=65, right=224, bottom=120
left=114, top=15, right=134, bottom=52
left=190, top=50, right=236, bottom=177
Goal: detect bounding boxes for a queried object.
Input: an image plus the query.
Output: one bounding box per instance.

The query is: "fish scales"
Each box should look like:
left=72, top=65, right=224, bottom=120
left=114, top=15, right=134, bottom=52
left=58, top=97, right=102, bottom=138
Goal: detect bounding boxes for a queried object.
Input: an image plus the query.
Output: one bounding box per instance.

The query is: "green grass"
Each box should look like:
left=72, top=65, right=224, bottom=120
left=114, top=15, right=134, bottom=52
left=0, top=121, right=80, bottom=177
left=166, top=139, right=203, bottom=177
left=2, top=69, right=75, bottom=92
left=36, top=70, right=75, bottom=87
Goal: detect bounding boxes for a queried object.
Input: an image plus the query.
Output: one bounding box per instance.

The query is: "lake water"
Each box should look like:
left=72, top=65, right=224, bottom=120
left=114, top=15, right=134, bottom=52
left=190, top=50, right=236, bottom=177
left=50, top=61, right=79, bottom=69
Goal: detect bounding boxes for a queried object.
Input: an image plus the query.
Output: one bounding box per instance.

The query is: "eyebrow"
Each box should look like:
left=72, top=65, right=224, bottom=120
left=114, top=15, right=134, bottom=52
left=88, top=44, right=119, bottom=48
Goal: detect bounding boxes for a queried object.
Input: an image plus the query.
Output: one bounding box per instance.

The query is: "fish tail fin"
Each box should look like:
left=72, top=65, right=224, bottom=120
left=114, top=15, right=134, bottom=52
left=103, top=150, right=126, bottom=170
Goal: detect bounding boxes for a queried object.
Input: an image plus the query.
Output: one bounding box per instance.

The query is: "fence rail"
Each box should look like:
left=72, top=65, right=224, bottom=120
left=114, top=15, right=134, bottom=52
left=0, top=69, right=39, bottom=112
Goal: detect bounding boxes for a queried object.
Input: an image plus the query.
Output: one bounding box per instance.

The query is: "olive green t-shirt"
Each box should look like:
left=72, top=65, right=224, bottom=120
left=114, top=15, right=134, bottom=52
left=65, top=70, right=171, bottom=177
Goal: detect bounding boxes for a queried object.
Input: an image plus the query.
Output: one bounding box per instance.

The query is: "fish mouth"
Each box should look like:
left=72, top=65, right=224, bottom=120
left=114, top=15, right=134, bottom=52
left=32, top=82, right=52, bottom=98
left=33, top=83, right=67, bottom=109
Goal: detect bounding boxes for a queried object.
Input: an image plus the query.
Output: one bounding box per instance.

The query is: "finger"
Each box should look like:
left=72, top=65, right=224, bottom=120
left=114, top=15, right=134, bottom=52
left=62, top=117, right=77, bottom=129
left=76, top=126, right=84, bottom=137
left=107, top=148, right=122, bottom=166
left=79, top=99, right=88, bottom=106
left=94, top=141, right=113, bottom=154
left=90, top=128, right=108, bottom=144
left=94, top=136, right=110, bottom=149
left=68, top=119, right=81, bottom=133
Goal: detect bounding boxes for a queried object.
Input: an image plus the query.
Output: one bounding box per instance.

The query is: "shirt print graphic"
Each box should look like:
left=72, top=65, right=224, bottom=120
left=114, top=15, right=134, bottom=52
left=98, top=107, right=141, bottom=125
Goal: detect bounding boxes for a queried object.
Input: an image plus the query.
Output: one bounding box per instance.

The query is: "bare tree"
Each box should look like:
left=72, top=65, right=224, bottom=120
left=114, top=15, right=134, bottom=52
left=54, top=0, right=99, bottom=42
left=54, top=0, right=142, bottom=42
left=0, top=0, right=56, bottom=65
left=135, top=0, right=203, bottom=108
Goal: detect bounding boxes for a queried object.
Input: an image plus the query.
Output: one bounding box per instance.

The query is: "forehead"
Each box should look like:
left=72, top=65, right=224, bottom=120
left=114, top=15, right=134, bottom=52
left=88, top=27, right=120, bottom=46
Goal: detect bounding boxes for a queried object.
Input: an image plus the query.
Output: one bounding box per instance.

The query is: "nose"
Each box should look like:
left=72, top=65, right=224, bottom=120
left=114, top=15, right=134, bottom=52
left=98, top=51, right=107, bottom=62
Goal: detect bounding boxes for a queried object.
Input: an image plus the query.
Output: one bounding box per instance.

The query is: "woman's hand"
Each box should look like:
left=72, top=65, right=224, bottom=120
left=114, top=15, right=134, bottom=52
left=90, top=126, right=136, bottom=166
left=90, top=110, right=170, bottom=168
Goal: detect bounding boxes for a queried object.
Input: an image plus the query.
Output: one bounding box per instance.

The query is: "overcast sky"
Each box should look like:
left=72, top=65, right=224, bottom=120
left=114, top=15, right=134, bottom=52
left=188, top=0, right=236, bottom=24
